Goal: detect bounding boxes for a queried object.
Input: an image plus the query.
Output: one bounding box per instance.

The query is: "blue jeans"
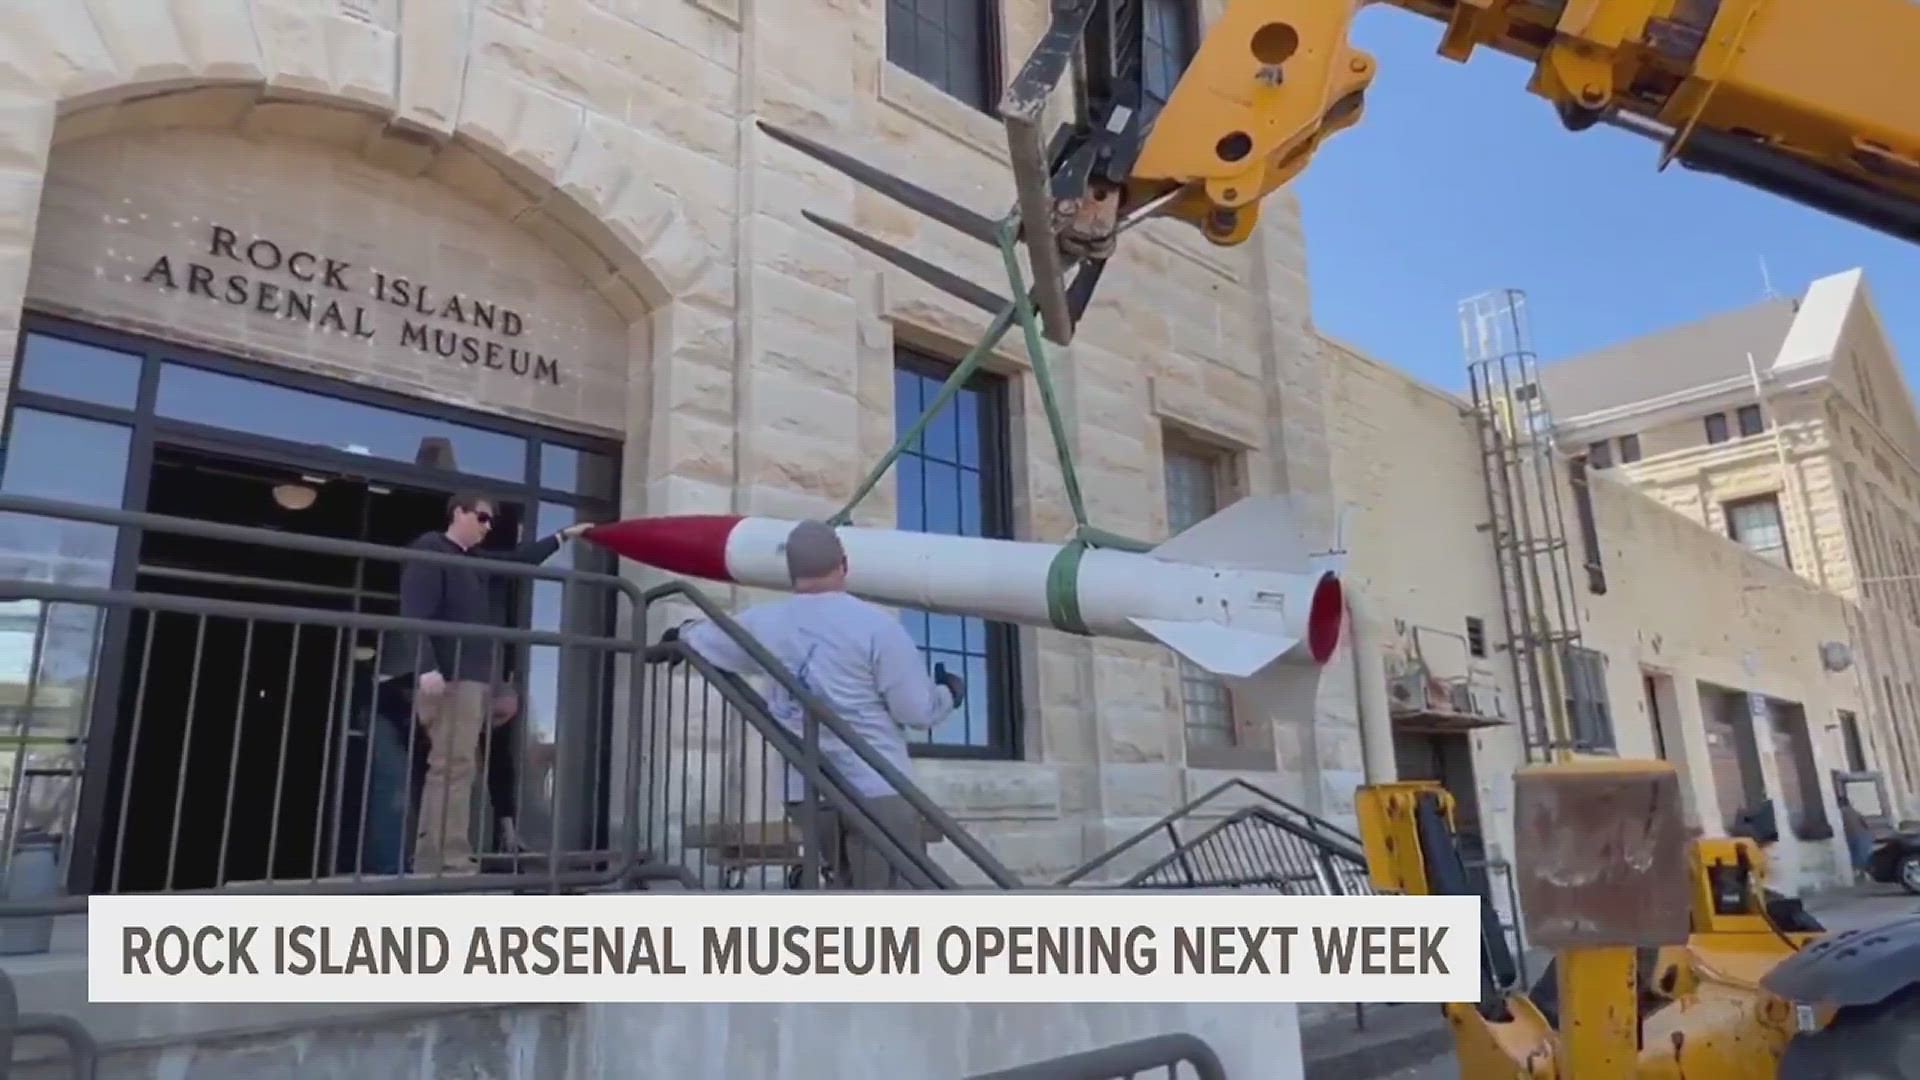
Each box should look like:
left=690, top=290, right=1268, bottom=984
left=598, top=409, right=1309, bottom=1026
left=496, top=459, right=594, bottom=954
left=1848, top=828, right=1875, bottom=872
left=360, top=683, right=423, bottom=875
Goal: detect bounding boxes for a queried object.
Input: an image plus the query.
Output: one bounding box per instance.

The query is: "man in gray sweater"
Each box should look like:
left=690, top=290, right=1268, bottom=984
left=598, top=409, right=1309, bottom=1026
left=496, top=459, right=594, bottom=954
left=382, top=493, right=589, bottom=874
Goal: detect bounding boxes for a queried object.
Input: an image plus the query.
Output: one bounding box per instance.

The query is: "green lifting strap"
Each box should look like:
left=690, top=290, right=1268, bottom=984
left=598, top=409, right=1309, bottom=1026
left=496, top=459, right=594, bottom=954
left=828, top=214, right=1154, bottom=636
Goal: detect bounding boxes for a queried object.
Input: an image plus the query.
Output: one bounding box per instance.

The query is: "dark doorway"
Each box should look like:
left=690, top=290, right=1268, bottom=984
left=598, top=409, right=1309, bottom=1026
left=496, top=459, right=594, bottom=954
left=1393, top=730, right=1488, bottom=877
left=95, top=443, right=525, bottom=892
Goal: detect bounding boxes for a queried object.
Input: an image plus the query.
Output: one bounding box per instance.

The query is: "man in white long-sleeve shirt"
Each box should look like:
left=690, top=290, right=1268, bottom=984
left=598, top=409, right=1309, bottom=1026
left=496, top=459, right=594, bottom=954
left=672, top=519, right=965, bottom=888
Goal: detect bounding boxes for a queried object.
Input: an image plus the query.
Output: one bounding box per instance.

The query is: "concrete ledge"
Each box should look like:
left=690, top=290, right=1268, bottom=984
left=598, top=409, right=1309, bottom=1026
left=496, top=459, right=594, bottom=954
left=0, top=915, right=513, bottom=1050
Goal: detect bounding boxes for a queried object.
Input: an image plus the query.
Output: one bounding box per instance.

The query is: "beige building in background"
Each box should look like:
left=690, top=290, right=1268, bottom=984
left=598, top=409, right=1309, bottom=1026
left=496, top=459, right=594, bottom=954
left=1545, top=268, right=1920, bottom=826
left=1328, top=333, right=1862, bottom=902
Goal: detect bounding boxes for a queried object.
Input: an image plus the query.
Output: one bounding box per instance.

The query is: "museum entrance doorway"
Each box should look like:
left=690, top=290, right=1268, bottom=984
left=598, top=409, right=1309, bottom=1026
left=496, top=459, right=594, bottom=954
left=0, top=318, right=623, bottom=894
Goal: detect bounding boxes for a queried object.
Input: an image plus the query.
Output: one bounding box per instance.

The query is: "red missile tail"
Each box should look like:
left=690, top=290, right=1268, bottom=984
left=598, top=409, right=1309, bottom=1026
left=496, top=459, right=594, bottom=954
left=1308, top=571, right=1343, bottom=664
left=583, top=515, right=743, bottom=583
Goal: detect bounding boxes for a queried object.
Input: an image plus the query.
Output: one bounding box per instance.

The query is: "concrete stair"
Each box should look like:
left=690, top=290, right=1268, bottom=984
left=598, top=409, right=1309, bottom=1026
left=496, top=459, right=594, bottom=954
left=1301, top=1004, right=1451, bottom=1080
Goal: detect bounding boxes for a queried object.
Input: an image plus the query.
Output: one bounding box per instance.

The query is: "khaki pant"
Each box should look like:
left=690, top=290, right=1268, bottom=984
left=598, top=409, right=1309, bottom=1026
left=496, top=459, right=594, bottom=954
left=413, top=679, right=489, bottom=873
left=787, top=795, right=929, bottom=890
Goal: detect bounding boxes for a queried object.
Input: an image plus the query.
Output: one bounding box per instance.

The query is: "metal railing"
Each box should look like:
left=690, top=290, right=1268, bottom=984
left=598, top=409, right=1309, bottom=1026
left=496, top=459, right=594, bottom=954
left=963, top=1034, right=1227, bottom=1080
left=0, top=970, right=97, bottom=1079
left=1054, top=779, right=1532, bottom=1031
left=0, top=493, right=675, bottom=909
left=1058, top=779, right=1370, bottom=892
left=0, top=493, right=1017, bottom=913
left=631, top=580, right=1020, bottom=892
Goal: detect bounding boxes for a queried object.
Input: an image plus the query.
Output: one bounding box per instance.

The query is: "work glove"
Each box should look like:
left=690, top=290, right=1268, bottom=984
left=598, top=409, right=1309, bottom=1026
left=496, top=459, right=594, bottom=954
left=644, top=622, right=687, bottom=666
left=934, top=662, right=966, bottom=711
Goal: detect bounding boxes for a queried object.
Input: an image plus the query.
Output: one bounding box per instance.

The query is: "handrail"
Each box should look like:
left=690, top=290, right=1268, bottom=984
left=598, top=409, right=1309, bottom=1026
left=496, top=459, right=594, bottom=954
left=963, top=1034, right=1227, bottom=1080
left=0, top=968, right=98, bottom=1079
left=12, top=1015, right=99, bottom=1080
left=0, top=493, right=639, bottom=598
left=0, top=579, right=637, bottom=655
left=1119, top=804, right=1371, bottom=888
left=0, top=493, right=662, bottom=911
left=669, top=645, right=957, bottom=890
left=645, top=580, right=1024, bottom=889
left=1058, top=778, right=1361, bottom=886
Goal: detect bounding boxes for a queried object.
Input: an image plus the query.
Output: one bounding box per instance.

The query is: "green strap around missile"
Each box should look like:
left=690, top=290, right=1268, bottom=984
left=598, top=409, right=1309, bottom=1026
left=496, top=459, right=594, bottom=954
left=827, top=215, right=1152, bottom=636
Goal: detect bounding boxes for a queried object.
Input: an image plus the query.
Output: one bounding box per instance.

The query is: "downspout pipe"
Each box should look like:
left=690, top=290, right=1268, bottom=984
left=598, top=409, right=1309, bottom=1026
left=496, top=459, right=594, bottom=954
left=1348, top=591, right=1396, bottom=783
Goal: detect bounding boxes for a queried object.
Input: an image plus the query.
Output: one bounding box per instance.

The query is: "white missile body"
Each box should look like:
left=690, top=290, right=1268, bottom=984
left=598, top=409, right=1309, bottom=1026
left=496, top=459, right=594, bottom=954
left=588, top=496, right=1347, bottom=680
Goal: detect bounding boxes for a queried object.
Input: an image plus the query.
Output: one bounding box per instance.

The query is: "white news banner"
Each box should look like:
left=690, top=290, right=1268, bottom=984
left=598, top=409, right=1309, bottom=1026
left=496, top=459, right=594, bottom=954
left=89, top=892, right=1481, bottom=1004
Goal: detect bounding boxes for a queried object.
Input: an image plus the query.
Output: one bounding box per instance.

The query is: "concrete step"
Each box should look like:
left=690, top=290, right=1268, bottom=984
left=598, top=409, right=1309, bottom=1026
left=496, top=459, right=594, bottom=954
left=1301, top=1003, right=1453, bottom=1080
left=8, top=1004, right=575, bottom=1079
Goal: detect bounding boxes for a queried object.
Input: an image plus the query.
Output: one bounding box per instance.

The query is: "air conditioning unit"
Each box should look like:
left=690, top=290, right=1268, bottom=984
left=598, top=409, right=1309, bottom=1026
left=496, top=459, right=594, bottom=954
left=1466, top=683, right=1506, bottom=720
left=1388, top=669, right=1427, bottom=711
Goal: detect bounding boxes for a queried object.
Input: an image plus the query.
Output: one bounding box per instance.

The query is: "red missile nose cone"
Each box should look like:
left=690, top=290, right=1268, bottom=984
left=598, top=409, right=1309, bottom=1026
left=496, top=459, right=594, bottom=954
left=582, top=515, right=743, bottom=583
left=1308, top=571, right=1344, bottom=664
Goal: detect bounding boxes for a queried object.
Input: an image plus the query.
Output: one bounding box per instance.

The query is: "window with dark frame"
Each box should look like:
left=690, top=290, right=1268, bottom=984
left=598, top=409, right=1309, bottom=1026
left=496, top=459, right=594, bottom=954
left=1616, top=433, right=1641, bottom=463
left=1561, top=643, right=1615, bottom=752
left=892, top=346, right=1022, bottom=758
left=1704, top=412, right=1730, bottom=444
left=885, top=0, right=1002, bottom=114
left=1464, top=616, right=1486, bottom=658
left=1162, top=429, right=1239, bottom=753
left=1736, top=403, right=1765, bottom=437
left=1724, top=493, right=1791, bottom=568
left=1142, top=0, right=1200, bottom=122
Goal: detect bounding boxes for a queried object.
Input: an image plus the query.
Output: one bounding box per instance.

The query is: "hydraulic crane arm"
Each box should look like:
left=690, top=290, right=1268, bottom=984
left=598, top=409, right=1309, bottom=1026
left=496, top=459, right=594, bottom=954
left=1138, top=0, right=1920, bottom=253
left=759, top=0, right=1920, bottom=347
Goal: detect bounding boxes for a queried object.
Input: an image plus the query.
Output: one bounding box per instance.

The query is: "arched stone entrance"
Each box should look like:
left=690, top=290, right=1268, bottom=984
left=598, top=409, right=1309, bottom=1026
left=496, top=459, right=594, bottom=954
left=0, top=0, right=752, bottom=888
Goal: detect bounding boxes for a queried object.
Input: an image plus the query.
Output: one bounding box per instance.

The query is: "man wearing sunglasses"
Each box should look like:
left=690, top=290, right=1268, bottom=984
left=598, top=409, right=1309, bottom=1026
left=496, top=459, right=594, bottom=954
left=381, top=493, right=589, bottom=876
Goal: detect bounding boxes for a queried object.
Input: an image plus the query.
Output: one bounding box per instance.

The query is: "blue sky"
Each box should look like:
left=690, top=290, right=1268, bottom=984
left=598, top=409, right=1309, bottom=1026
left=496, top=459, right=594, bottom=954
left=1292, top=11, right=1918, bottom=394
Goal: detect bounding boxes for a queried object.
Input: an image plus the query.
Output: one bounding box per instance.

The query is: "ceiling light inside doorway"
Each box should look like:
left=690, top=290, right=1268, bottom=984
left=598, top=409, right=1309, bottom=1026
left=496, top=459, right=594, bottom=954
left=272, top=482, right=317, bottom=511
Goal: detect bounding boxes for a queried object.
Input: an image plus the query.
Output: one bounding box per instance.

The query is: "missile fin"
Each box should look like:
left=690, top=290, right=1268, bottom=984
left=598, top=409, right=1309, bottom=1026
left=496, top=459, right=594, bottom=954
left=1126, top=617, right=1297, bottom=679
left=1148, top=495, right=1321, bottom=573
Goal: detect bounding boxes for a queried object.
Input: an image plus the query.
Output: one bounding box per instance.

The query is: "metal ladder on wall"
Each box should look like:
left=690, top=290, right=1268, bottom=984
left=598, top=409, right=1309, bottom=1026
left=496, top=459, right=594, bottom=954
left=1462, top=289, right=1607, bottom=762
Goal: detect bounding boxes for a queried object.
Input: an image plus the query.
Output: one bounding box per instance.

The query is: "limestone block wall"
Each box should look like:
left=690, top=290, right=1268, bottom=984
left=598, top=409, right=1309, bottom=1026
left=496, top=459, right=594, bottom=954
left=1324, top=335, right=1861, bottom=895
left=1323, top=337, right=1524, bottom=868
left=1577, top=466, right=1860, bottom=886
left=1615, top=391, right=1920, bottom=817
left=4, top=0, right=1348, bottom=885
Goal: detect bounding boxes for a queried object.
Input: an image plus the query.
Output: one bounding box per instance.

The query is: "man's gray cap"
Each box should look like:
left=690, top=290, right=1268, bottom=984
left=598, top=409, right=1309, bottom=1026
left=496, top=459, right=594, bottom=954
left=782, top=519, right=845, bottom=583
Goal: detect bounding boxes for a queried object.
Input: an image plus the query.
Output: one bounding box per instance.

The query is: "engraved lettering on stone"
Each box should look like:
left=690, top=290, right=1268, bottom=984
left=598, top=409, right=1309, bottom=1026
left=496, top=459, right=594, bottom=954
left=134, top=224, right=563, bottom=386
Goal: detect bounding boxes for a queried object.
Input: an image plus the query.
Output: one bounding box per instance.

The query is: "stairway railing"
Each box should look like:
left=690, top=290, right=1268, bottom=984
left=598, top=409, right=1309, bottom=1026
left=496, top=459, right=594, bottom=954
left=0, top=969, right=98, bottom=1079
left=637, top=580, right=1022, bottom=891
left=963, top=1033, right=1228, bottom=1080
left=1058, top=779, right=1368, bottom=889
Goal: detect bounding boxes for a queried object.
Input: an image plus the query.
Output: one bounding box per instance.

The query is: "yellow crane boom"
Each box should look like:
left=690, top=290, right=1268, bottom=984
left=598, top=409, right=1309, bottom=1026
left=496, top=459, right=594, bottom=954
left=757, top=0, right=1920, bottom=347
left=1137, top=0, right=1920, bottom=255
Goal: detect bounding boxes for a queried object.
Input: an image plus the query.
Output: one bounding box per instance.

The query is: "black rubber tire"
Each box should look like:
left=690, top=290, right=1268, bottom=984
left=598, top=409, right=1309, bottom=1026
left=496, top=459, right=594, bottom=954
left=1777, top=986, right=1920, bottom=1079
left=1899, top=852, right=1920, bottom=896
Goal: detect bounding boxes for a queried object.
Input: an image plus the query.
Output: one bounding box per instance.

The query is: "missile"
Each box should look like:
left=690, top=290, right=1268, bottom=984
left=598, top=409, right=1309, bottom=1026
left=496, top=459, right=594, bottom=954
left=585, top=496, right=1347, bottom=682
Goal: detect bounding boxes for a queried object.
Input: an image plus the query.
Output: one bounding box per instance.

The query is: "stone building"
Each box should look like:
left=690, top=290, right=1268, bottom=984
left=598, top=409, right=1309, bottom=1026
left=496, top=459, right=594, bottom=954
left=1544, top=268, right=1920, bottom=829
left=1328, top=330, right=1862, bottom=904
left=0, top=0, right=1319, bottom=1074
left=0, top=0, right=1884, bottom=1073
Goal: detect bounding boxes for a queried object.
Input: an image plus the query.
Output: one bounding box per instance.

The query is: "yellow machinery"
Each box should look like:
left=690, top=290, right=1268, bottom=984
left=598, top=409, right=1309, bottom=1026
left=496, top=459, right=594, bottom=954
left=759, top=0, right=1920, bottom=347
left=749, top=3, right=1920, bottom=1075
left=1355, top=760, right=1917, bottom=1079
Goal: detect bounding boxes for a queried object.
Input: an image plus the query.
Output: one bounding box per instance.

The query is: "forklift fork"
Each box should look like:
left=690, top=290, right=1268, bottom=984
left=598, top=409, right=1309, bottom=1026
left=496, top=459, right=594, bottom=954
left=756, top=0, right=1176, bottom=346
